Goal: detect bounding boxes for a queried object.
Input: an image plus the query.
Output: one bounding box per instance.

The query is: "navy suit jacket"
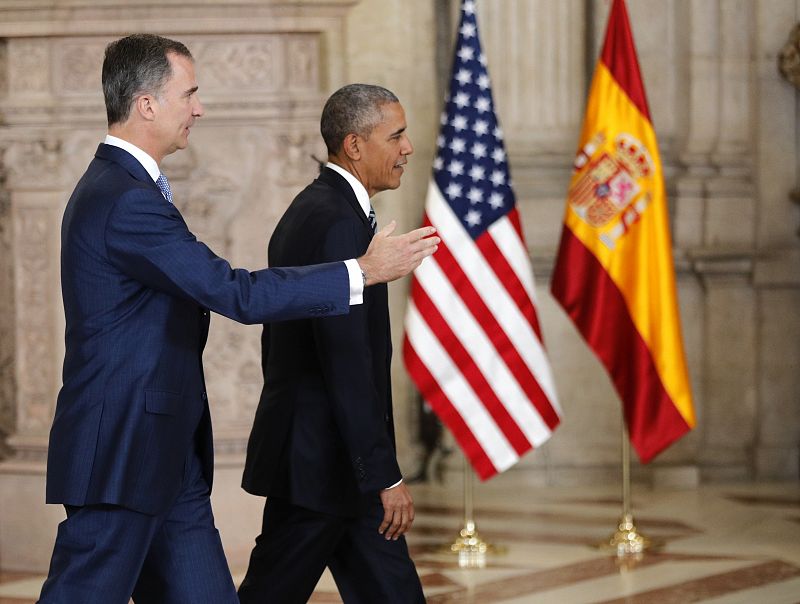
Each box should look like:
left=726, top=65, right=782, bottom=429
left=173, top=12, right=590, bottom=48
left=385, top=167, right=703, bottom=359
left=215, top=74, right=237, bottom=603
left=242, top=168, right=402, bottom=517
left=46, top=144, right=350, bottom=515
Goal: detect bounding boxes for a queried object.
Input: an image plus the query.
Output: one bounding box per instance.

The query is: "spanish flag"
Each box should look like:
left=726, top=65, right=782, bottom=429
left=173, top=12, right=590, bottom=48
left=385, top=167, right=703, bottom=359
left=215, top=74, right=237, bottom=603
left=551, top=0, right=695, bottom=463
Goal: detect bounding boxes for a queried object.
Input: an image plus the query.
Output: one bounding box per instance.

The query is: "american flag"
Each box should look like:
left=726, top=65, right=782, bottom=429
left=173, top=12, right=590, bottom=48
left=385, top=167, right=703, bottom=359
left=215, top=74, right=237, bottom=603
left=403, top=0, right=561, bottom=480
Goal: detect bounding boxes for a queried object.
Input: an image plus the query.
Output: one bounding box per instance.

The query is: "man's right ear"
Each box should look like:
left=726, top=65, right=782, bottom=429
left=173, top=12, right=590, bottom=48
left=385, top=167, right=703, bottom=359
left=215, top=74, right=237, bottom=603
left=134, top=94, right=157, bottom=122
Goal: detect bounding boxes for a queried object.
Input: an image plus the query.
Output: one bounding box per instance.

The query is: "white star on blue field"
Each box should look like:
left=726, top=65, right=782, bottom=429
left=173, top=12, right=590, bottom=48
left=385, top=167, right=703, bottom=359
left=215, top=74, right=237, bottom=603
left=433, top=0, right=514, bottom=240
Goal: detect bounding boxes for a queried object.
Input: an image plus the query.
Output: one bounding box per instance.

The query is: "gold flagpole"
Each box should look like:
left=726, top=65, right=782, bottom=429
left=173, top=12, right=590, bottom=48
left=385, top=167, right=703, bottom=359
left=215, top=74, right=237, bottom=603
left=597, top=416, right=658, bottom=556
left=443, top=454, right=505, bottom=567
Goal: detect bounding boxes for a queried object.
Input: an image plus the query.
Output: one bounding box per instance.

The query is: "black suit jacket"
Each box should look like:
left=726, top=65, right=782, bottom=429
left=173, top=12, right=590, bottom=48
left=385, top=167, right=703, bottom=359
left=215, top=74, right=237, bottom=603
left=242, top=168, right=402, bottom=516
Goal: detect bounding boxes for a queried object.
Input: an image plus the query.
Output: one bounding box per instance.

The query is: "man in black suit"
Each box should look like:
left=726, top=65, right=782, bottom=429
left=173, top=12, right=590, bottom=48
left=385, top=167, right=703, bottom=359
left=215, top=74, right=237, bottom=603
left=239, top=84, right=426, bottom=603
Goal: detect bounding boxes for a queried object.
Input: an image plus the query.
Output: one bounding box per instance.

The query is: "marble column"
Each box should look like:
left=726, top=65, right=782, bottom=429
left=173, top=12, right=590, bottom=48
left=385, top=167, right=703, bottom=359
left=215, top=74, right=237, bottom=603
left=753, top=0, right=800, bottom=479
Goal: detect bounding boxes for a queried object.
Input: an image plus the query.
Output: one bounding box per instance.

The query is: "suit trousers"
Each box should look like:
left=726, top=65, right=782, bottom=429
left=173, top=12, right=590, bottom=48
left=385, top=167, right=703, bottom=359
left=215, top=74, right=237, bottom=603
left=237, top=497, right=426, bottom=604
left=38, top=449, right=237, bottom=604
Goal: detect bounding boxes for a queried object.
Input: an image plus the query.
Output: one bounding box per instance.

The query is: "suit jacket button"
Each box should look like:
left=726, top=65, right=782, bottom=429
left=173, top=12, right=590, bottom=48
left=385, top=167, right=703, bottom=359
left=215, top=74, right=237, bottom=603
left=201, top=392, right=208, bottom=401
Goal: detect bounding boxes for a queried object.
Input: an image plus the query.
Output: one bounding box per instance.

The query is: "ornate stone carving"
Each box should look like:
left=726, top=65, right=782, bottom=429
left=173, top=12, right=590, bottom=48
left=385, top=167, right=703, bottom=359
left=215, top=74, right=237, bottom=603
left=8, top=40, right=49, bottom=94
left=3, top=137, right=64, bottom=190
left=168, top=161, right=263, bottom=427
left=779, top=23, right=800, bottom=89
left=0, top=152, right=15, bottom=457
left=191, top=37, right=281, bottom=91
left=57, top=40, right=107, bottom=95
left=0, top=41, right=7, bottom=97
left=275, top=132, right=326, bottom=186
left=203, top=320, right=261, bottom=425
left=15, top=207, right=54, bottom=434
left=286, top=36, right=319, bottom=90
left=173, top=167, right=239, bottom=251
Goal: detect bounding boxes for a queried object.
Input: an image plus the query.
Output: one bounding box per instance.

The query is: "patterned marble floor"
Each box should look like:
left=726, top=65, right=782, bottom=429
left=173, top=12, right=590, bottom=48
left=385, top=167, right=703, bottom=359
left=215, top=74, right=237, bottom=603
left=2, top=482, right=799, bottom=603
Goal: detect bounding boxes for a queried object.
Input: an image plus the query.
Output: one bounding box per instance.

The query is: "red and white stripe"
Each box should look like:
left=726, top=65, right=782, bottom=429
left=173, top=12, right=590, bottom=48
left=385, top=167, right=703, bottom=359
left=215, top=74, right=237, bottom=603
left=403, top=183, right=561, bottom=479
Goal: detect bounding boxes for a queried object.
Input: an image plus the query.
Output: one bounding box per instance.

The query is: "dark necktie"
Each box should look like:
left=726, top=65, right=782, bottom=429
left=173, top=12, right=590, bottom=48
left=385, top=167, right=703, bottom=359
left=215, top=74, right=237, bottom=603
left=156, top=173, right=173, bottom=204
left=368, top=205, right=377, bottom=233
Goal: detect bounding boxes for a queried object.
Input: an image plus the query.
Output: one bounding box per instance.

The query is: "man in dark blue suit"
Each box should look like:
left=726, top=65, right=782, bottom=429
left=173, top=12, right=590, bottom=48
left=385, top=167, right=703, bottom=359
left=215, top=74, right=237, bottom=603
left=38, top=36, right=437, bottom=604
left=238, top=84, right=426, bottom=603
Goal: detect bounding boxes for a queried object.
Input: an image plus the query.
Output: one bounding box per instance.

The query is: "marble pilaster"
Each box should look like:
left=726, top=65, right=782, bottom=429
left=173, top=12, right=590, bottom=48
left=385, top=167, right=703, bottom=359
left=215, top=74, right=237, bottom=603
left=696, top=263, right=758, bottom=481
left=752, top=0, right=800, bottom=479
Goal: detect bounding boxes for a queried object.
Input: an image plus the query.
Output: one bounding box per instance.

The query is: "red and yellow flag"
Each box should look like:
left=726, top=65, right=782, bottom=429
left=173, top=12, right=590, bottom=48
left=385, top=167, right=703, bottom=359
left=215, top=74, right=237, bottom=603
left=551, top=0, right=695, bottom=462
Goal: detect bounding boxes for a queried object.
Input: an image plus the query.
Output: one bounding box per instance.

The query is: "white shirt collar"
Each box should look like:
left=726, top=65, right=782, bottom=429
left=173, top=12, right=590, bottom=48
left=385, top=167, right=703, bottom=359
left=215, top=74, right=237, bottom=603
left=104, top=135, right=161, bottom=182
left=325, top=162, right=370, bottom=218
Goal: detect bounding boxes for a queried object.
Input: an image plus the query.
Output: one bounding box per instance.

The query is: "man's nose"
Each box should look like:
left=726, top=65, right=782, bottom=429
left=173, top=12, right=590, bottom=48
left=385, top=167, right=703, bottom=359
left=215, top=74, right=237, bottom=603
left=194, top=98, right=205, bottom=117
left=402, top=136, right=413, bottom=156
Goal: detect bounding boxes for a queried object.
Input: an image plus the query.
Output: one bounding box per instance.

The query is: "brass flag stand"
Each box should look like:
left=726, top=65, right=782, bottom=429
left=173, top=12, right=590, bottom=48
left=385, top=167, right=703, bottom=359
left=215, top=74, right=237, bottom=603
left=443, top=455, right=506, bottom=568
left=597, top=419, right=660, bottom=557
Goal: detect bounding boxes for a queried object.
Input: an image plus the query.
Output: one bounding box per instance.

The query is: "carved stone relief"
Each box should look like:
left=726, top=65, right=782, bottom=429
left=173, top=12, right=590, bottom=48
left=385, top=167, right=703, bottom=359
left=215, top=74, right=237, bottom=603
left=0, top=40, right=7, bottom=97
left=56, top=40, right=108, bottom=95
left=162, top=128, right=299, bottom=430
left=778, top=23, right=800, bottom=89
left=7, top=40, right=49, bottom=95
left=15, top=207, right=54, bottom=434
left=3, top=137, right=65, bottom=190
left=286, top=36, right=319, bottom=90
left=0, top=152, right=14, bottom=457
left=0, top=29, right=334, bottom=458
left=190, top=36, right=283, bottom=92
left=275, top=132, right=326, bottom=186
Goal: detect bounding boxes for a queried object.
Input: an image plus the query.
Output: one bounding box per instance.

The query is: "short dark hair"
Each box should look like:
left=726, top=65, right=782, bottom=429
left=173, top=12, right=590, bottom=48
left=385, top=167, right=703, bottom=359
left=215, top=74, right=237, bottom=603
left=102, top=34, right=192, bottom=126
left=320, top=84, right=399, bottom=155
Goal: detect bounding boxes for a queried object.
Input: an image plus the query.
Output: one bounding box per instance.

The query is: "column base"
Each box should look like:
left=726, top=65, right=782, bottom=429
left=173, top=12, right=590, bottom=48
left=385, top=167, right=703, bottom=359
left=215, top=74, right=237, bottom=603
left=0, top=460, right=61, bottom=573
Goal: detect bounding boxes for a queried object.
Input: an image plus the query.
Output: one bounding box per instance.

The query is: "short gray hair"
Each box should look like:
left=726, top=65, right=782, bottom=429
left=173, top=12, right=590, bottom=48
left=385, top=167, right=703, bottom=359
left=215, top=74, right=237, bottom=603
left=320, top=84, right=399, bottom=155
left=102, top=34, right=192, bottom=126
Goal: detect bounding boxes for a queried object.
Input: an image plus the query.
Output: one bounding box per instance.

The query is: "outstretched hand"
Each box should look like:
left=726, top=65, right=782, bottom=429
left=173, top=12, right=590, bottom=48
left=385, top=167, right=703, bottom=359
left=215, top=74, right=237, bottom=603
left=378, top=482, right=415, bottom=540
left=358, top=221, right=439, bottom=286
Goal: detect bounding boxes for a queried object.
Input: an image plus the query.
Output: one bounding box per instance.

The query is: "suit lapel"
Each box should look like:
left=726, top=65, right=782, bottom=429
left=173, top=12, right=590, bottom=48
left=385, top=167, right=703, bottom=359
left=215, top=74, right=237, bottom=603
left=94, top=143, right=161, bottom=197
left=317, top=167, right=372, bottom=234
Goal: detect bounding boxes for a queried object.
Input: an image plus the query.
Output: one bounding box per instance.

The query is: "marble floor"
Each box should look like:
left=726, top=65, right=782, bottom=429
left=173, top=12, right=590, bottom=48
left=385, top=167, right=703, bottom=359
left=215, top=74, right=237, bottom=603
left=2, top=482, right=799, bottom=603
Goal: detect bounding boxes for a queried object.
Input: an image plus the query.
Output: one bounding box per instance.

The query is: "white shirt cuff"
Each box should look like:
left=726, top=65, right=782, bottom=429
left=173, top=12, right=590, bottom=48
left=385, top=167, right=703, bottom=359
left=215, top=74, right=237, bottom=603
left=384, top=478, right=403, bottom=490
left=343, top=259, right=364, bottom=306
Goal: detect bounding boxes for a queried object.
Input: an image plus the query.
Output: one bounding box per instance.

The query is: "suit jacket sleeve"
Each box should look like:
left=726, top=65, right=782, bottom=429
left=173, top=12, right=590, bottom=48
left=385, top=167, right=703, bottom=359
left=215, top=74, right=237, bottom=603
left=311, top=218, right=402, bottom=493
left=104, top=186, right=349, bottom=324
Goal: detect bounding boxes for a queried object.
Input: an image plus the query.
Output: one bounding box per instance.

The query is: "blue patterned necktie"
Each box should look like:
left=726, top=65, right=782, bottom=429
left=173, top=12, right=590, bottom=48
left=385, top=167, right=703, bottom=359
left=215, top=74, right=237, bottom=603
left=368, top=205, right=377, bottom=233
left=156, top=173, right=173, bottom=204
